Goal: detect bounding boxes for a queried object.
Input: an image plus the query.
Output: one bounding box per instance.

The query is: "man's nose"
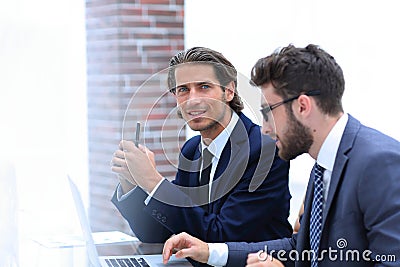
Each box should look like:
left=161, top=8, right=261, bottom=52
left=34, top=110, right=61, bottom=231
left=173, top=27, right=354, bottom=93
left=262, top=119, right=274, bottom=136
left=186, top=88, right=204, bottom=103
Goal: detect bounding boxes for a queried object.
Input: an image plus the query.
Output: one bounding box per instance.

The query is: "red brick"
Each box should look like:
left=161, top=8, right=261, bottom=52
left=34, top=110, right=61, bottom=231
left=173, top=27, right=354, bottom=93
left=120, top=20, right=151, bottom=28
left=167, top=33, right=184, bottom=40
left=133, top=32, right=166, bottom=39
left=147, top=9, right=178, bottom=16
left=155, top=21, right=183, bottom=28
left=140, top=0, right=171, bottom=5
left=119, top=8, right=143, bottom=16
left=142, top=45, right=174, bottom=51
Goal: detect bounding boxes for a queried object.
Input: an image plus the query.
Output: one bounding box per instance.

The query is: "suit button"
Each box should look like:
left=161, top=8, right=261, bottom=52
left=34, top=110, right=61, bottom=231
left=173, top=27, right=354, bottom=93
left=157, top=213, right=162, bottom=220
left=152, top=210, right=157, bottom=216
left=162, top=216, right=167, bottom=223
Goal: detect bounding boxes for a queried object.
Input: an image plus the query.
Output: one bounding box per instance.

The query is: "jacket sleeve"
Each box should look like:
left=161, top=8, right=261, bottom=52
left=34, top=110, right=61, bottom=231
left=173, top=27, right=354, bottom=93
left=111, top=186, right=173, bottom=243
left=226, top=236, right=297, bottom=267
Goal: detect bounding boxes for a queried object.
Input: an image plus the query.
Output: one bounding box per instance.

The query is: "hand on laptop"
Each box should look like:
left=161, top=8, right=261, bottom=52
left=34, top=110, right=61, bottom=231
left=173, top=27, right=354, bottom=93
left=163, top=232, right=209, bottom=264
left=111, top=140, right=162, bottom=193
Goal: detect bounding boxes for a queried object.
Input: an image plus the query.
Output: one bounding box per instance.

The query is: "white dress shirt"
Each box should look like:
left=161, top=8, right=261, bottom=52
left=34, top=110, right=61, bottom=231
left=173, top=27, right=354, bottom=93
left=317, top=113, right=348, bottom=205
left=207, top=113, right=349, bottom=267
left=200, top=112, right=239, bottom=202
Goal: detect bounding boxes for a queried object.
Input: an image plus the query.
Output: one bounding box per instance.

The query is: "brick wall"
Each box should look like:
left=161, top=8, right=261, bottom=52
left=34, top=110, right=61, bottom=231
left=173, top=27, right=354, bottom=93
left=85, top=0, right=185, bottom=237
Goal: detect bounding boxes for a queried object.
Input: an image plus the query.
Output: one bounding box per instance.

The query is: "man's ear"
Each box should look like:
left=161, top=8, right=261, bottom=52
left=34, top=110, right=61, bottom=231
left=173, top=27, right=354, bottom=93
left=294, top=94, right=312, bottom=119
left=224, top=81, right=235, bottom=102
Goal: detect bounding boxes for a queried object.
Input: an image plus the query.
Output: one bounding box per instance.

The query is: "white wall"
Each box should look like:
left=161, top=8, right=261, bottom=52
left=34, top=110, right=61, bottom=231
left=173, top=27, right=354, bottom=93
left=185, top=0, right=400, bottom=225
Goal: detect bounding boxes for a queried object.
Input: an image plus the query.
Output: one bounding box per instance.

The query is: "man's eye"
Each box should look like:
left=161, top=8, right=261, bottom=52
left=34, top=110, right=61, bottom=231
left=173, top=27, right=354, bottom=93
left=177, top=87, right=188, bottom=93
left=200, top=84, right=210, bottom=89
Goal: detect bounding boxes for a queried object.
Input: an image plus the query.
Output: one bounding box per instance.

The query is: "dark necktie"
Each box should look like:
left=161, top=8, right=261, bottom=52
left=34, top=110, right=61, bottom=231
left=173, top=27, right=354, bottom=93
left=310, top=163, right=325, bottom=267
left=199, top=148, right=213, bottom=202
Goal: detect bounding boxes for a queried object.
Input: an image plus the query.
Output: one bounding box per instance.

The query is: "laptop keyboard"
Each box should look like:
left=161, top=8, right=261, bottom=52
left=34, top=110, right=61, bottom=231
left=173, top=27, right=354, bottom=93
left=105, top=257, right=150, bottom=267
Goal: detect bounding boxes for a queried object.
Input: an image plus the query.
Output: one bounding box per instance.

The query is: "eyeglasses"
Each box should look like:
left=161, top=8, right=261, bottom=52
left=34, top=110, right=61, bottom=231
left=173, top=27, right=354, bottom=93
left=260, top=90, right=321, bottom=122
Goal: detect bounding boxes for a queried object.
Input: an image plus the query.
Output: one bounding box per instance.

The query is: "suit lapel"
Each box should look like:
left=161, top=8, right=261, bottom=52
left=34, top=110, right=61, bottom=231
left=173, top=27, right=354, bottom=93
left=321, top=152, right=348, bottom=227
left=321, top=115, right=360, bottom=229
left=190, top=145, right=202, bottom=186
left=297, top=171, right=314, bottom=251
left=210, top=114, right=250, bottom=204
left=213, top=141, right=233, bottom=181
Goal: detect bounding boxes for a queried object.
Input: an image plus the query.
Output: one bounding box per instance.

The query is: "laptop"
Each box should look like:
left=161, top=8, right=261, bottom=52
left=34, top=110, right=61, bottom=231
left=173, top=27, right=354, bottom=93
left=68, top=177, right=191, bottom=267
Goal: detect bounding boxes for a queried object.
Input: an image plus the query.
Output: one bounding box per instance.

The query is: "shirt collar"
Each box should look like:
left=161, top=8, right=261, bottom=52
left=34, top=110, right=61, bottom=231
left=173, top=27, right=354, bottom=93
left=201, top=112, right=239, bottom=160
left=317, top=113, right=348, bottom=172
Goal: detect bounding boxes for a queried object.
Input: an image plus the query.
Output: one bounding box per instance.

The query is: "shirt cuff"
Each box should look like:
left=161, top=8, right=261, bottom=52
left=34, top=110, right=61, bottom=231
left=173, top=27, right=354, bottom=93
left=116, top=183, right=136, bottom=201
left=144, top=178, right=165, bottom=205
left=207, top=243, right=229, bottom=267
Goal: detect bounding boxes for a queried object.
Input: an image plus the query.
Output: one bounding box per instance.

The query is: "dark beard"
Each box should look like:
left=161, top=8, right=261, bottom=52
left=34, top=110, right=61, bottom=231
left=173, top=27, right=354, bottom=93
left=278, top=110, right=313, bottom=161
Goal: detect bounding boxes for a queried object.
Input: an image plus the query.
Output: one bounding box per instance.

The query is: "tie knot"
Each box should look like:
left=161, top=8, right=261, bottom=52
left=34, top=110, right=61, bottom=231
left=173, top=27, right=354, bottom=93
left=202, top=148, right=213, bottom=166
left=314, top=163, right=325, bottom=178
left=200, top=148, right=213, bottom=188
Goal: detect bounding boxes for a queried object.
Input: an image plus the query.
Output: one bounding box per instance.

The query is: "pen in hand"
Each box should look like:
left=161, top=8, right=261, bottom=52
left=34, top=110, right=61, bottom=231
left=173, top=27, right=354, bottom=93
left=135, top=121, right=141, bottom=147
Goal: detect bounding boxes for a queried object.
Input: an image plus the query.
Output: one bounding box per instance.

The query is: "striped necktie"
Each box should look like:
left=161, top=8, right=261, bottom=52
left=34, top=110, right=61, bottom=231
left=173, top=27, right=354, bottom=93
left=310, top=163, right=325, bottom=267
left=199, top=148, right=213, bottom=208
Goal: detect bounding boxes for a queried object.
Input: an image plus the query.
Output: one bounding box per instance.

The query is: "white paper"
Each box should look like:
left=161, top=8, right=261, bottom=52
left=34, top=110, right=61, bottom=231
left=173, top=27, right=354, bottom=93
left=92, top=231, right=139, bottom=245
left=32, top=231, right=139, bottom=248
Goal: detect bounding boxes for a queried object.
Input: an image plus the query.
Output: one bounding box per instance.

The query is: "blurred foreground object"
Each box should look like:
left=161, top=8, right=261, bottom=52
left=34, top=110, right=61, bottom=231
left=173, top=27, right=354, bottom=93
left=0, top=160, right=19, bottom=267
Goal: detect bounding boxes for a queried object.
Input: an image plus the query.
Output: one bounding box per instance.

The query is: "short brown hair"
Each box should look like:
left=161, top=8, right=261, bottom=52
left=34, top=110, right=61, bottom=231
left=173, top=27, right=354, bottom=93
left=251, top=44, right=344, bottom=115
left=168, top=47, right=244, bottom=114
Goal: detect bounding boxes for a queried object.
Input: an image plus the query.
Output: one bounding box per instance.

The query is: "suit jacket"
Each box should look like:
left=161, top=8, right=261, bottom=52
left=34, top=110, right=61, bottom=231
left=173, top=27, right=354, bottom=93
left=112, top=112, right=292, bottom=243
left=226, top=115, right=400, bottom=266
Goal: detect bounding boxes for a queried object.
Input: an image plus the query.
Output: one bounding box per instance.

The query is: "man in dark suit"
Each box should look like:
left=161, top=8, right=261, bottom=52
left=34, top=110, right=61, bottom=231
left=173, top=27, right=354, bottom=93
left=110, top=47, right=292, bottom=244
left=162, top=44, right=400, bottom=266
